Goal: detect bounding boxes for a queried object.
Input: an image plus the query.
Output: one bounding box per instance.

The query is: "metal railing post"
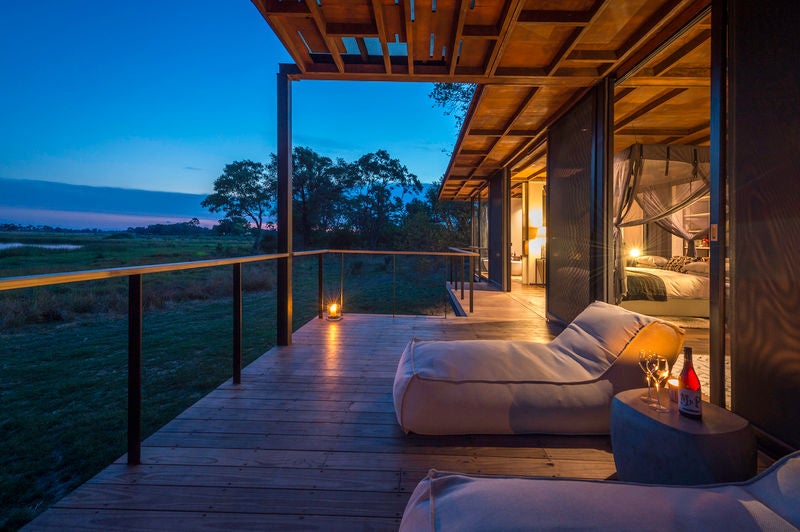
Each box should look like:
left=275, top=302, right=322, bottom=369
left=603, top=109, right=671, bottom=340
left=318, top=254, right=324, bottom=319
left=340, top=253, right=344, bottom=310
left=233, top=263, right=242, bottom=385
left=460, top=256, right=465, bottom=300
left=392, top=255, right=397, bottom=317
left=469, top=255, right=474, bottom=313
left=127, top=274, right=142, bottom=465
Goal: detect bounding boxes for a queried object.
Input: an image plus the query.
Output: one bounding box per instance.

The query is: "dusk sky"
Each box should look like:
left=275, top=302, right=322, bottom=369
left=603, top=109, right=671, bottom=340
left=0, top=1, right=459, bottom=197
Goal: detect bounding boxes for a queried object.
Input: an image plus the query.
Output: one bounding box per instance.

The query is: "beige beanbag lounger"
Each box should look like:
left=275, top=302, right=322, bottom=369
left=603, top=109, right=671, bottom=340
left=393, top=301, right=684, bottom=435
left=399, top=451, right=800, bottom=531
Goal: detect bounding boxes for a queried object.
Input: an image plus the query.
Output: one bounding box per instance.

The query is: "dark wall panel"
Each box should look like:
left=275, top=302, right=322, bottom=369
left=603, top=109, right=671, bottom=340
left=547, top=93, right=594, bottom=324
left=729, top=0, right=800, bottom=449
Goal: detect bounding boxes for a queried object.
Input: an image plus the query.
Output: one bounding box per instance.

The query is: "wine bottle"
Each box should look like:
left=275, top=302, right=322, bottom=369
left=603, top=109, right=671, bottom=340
left=678, top=346, right=702, bottom=419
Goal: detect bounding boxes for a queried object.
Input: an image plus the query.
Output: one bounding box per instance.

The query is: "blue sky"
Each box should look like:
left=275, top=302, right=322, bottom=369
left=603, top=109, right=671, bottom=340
left=0, top=1, right=459, bottom=195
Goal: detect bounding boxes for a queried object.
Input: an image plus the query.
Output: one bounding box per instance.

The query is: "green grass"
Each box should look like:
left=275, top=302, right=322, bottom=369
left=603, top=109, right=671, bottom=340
left=0, top=232, right=451, bottom=529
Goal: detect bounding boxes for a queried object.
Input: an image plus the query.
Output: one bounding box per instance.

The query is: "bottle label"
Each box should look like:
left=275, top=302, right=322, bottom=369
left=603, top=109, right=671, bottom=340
left=679, top=388, right=701, bottom=416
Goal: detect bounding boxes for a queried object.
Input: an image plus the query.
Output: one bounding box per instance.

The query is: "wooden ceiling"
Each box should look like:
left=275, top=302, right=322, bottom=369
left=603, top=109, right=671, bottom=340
left=251, top=0, right=712, bottom=200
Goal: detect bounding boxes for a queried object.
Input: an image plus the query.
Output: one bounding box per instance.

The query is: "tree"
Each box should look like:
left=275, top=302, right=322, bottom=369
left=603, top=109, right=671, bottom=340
left=397, top=176, right=471, bottom=250
left=347, top=150, right=422, bottom=249
left=428, top=83, right=477, bottom=128
left=202, top=160, right=275, bottom=249
left=282, top=146, right=352, bottom=248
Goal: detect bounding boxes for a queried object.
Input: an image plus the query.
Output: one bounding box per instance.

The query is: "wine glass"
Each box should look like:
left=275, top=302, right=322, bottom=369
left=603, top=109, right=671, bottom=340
left=638, top=350, right=656, bottom=403
left=650, top=356, right=671, bottom=413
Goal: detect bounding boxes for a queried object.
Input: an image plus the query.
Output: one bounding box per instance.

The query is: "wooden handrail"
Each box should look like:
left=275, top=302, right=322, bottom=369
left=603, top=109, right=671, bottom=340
left=0, top=253, right=290, bottom=291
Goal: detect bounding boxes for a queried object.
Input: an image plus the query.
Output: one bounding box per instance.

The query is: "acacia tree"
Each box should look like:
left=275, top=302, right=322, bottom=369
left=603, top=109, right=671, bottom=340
left=279, top=146, right=352, bottom=248
left=398, top=176, right=471, bottom=250
left=347, top=150, right=422, bottom=249
left=202, top=160, right=275, bottom=249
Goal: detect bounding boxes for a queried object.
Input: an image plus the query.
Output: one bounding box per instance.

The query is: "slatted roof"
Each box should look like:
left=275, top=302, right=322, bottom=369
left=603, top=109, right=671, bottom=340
left=251, top=0, right=711, bottom=200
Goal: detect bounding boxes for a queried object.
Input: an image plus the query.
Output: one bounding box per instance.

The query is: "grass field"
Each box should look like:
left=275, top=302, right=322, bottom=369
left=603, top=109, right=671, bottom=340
left=0, top=231, right=452, bottom=529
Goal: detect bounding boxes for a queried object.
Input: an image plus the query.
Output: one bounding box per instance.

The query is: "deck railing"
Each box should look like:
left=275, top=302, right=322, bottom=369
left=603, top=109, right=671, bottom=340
left=0, top=247, right=477, bottom=465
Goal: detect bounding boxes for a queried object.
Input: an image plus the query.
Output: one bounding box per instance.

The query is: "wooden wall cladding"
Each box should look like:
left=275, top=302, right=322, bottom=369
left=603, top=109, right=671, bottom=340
left=729, top=0, right=800, bottom=450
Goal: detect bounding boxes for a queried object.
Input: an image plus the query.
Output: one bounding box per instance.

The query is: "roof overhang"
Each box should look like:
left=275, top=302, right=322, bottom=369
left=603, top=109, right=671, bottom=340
left=251, top=0, right=712, bottom=201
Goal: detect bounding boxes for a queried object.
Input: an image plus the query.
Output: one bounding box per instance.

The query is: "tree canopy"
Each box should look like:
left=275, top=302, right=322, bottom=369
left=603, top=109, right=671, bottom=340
left=346, top=150, right=422, bottom=249
left=203, top=148, right=470, bottom=252
left=428, top=83, right=477, bottom=129
left=201, top=160, right=275, bottom=249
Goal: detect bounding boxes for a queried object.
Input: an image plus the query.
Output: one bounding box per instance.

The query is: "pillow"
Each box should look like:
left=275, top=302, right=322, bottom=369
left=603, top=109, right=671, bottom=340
left=635, top=255, right=668, bottom=268
left=683, top=261, right=710, bottom=275
left=664, top=255, right=697, bottom=272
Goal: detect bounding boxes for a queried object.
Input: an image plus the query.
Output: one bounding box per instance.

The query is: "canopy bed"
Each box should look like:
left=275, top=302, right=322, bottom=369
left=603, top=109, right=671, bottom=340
left=613, top=144, right=711, bottom=317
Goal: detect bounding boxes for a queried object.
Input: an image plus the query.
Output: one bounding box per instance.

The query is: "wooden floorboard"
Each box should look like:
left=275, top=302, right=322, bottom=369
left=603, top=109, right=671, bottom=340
left=26, top=283, right=726, bottom=530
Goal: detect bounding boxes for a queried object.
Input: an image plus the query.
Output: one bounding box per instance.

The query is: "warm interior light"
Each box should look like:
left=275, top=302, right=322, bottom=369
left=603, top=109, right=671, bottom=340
left=629, top=247, right=641, bottom=259
left=327, top=302, right=342, bottom=321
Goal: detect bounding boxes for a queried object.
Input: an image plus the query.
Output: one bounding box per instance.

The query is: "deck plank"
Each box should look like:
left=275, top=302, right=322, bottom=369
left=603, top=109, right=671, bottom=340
left=26, top=283, right=627, bottom=530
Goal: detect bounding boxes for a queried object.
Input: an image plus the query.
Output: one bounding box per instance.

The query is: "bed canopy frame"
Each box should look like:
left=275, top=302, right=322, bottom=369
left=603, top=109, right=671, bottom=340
left=614, top=143, right=711, bottom=246
left=613, top=143, right=711, bottom=303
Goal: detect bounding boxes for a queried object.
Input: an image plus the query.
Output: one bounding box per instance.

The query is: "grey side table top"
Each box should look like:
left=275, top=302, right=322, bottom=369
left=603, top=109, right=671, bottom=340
left=613, top=388, right=749, bottom=436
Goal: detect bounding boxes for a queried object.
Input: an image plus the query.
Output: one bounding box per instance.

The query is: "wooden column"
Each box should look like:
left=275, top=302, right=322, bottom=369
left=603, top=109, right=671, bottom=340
left=277, top=65, right=293, bottom=346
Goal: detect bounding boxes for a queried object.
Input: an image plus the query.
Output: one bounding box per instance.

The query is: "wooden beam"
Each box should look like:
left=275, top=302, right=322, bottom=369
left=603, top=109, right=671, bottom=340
left=616, top=75, right=710, bottom=87
left=616, top=127, right=694, bottom=136
left=614, top=86, right=636, bottom=101
left=370, top=0, right=392, bottom=75
left=567, top=49, right=618, bottom=62
left=303, top=0, right=344, bottom=73
left=325, top=22, right=379, bottom=37
left=462, top=25, right=499, bottom=38
left=545, top=1, right=609, bottom=76
left=517, top=9, right=594, bottom=25
left=284, top=67, right=598, bottom=84
left=252, top=0, right=308, bottom=73
left=611, top=0, right=711, bottom=80
left=615, top=87, right=687, bottom=129
left=651, top=29, right=711, bottom=76
left=258, top=0, right=310, bottom=15
left=485, top=0, right=528, bottom=76
left=403, top=0, right=414, bottom=75
left=448, top=0, right=471, bottom=75
left=355, top=37, right=369, bottom=61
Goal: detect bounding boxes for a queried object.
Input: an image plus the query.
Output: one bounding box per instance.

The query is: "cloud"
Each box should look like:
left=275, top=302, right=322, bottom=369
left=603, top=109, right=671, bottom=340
left=184, top=166, right=203, bottom=171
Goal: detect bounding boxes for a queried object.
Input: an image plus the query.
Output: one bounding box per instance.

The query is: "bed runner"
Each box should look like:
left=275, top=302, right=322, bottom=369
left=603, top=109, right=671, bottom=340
left=624, top=269, right=668, bottom=301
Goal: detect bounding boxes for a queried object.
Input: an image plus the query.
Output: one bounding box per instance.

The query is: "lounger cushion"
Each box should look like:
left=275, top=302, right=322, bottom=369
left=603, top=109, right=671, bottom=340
left=393, top=301, right=684, bottom=435
left=399, top=451, right=800, bottom=531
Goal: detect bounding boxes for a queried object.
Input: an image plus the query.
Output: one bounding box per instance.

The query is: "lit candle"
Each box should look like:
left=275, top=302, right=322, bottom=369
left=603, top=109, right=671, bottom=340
left=667, top=378, right=680, bottom=402
left=327, top=302, right=342, bottom=321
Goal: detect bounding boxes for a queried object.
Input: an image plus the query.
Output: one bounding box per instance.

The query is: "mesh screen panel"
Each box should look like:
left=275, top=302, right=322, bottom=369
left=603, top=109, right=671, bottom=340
left=546, top=94, right=594, bottom=324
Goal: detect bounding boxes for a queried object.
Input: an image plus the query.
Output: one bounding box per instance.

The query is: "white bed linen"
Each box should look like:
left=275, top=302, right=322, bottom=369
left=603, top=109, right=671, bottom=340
left=626, top=266, right=708, bottom=299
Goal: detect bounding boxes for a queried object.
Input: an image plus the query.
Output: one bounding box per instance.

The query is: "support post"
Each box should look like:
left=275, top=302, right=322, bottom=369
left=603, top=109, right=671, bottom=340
left=460, top=256, right=465, bottom=300
left=233, top=263, right=242, bottom=384
left=277, top=66, right=293, bottom=346
left=127, top=274, right=142, bottom=465
left=709, top=0, right=727, bottom=407
left=318, top=254, right=324, bottom=319
left=469, top=255, right=474, bottom=313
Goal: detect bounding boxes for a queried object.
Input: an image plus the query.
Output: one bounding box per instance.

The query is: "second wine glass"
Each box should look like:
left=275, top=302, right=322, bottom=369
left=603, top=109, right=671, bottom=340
left=650, top=356, right=671, bottom=413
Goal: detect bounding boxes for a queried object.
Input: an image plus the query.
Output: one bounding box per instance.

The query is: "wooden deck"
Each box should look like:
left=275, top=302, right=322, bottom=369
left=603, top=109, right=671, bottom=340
left=26, top=284, right=628, bottom=530
left=28, top=283, right=750, bottom=530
